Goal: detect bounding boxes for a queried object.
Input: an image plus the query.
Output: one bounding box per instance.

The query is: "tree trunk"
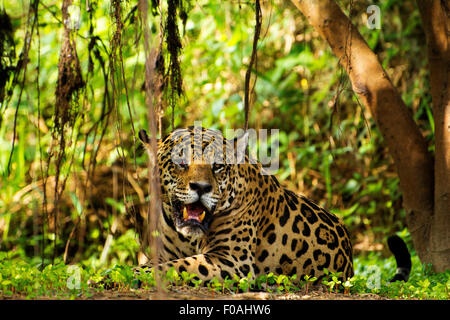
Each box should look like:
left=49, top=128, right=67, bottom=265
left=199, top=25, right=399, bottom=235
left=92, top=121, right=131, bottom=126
left=416, top=0, right=450, bottom=272
left=290, top=0, right=448, bottom=271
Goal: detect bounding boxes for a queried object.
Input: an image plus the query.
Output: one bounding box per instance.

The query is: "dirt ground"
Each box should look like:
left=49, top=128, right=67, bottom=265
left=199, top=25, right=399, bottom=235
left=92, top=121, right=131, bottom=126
left=86, top=289, right=387, bottom=300
left=1, top=285, right=389, bottom=300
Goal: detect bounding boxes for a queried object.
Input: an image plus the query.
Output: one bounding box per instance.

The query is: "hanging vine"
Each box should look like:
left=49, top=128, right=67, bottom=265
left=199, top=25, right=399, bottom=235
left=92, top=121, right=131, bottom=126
left=244, top=0, right=262, bottom=131
left=50, top=0, right=84, bottom=262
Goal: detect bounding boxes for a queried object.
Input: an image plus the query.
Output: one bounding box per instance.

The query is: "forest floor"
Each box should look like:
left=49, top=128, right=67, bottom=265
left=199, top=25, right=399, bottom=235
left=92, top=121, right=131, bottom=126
left=1, top=286, right=390, bottom=300
left=85, top=288, right=388, bottom=300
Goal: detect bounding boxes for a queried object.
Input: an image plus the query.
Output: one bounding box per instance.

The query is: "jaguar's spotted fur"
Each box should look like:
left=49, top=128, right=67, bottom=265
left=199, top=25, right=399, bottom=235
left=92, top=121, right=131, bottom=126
left=136, top=126, right=354, bottom=282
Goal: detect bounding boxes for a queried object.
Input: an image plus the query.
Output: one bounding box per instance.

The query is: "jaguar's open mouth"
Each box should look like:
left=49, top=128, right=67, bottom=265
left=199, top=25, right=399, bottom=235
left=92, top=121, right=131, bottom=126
left=182, top=202, right=207, bottom=223
left=172, top=200, right=213, bottom=237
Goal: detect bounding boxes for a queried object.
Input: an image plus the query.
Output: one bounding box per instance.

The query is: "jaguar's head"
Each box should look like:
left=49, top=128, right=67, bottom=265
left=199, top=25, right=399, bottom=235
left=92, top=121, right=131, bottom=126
left=139, top=126, right=249, bottom=239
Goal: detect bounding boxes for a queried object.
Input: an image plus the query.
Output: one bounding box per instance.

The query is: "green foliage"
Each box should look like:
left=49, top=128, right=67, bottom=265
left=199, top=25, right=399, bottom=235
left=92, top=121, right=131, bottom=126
left=350, top=252, right=450, bottom=299
left=0, top=251, right=94, bottom=299
left=302, top=274, right=317, bottom=294
left=0, top=0, right=441, bottom=300
left=321, top=268, right=343, bottom=294
left=0, top=250, right=448, bottom=299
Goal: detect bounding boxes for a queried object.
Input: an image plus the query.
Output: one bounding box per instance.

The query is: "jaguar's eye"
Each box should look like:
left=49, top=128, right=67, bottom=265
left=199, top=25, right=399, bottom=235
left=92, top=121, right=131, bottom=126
left=212, top=163, right=225, bottom=174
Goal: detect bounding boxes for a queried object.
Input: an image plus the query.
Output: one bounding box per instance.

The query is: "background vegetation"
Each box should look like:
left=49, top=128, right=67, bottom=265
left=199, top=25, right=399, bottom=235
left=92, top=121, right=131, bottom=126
left=0, top=0, right=446, bottom=298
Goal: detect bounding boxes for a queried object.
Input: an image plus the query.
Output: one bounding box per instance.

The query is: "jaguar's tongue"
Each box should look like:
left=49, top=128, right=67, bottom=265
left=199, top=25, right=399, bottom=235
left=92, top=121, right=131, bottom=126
left=183, top=203, right=206, bottom=222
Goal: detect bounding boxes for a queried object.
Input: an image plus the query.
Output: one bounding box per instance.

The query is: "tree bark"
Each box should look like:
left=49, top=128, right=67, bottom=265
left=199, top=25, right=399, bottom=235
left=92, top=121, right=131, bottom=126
left=290, top=0, right=440, bottom=268
left=417, top=0, right=450, bottom=272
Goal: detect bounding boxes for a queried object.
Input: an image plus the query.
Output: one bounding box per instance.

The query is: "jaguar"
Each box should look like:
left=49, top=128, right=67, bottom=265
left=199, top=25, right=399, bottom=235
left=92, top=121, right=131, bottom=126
left=136, top=126, right=410, bottom=284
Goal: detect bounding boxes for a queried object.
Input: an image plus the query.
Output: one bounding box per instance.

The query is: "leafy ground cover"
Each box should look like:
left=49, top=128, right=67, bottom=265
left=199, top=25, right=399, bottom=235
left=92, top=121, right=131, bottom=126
left=0, top=249, right=448, bottom=300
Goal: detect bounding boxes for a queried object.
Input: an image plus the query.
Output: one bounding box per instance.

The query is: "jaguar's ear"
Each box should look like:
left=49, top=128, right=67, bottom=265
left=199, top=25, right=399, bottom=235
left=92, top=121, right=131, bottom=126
left=139, top=129, right=161, bottom=151
left=138, top=129, right=150, bottom=145
left=233, top=131, right=249, bottom=148
left=139, top=129, right=161, bottom=144
left=234, top=131, right=249, bottom=164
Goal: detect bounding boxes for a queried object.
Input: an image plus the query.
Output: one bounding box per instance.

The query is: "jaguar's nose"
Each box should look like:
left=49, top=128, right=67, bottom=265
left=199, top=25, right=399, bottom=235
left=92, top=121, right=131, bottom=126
left=189, top=182, right=213, bottom=196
